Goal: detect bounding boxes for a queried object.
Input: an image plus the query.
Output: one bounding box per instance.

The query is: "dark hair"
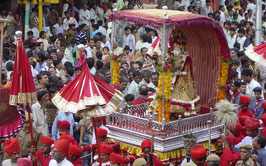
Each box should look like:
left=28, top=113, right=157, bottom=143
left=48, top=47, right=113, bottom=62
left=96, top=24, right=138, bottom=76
left=6, top=62, right=13, bottom=71
left=37, top=90, right=47, bottom=101
left=253, top=87, right=262, bottom=93
left=36, top=72, right=47, bottom=82
left=46, top=55, right=53, bottom=60
left=39, top=31, right=46, bottom=38
left=93, top=24, right=99, bottom=29
left=37, top=52, right=46, bottom=62
left=49, top=49, right=57, bottom=55
left=49, top=36, right=57, bottom=42
left=125, top=94, right=134, bottom=102
left=64, top=61, right=73, bottom=69
left=124, top=26, right=131, bottom=31
left=241, top=68, right=253, bottom=77
left=3, top=48, right=10, bottom=61
left=60, top=42, right=67, bottom=48
left=232, top=70, right=239, bottom=78
left=53, top=59, right=61, bottom=67
left=97, top=20, right=103, bottom=26
left=256, top=136, right=266, bottom=148
left=124, top=45, right=131, bottom=51
left=74, top=66, right=82, bottom=71
left=27, top=31, right=33, bottom=36
left=140, top=47, right=148, bottom=52
left=133, top=70, right=141, bottom=77
left=87, top=58, right=95, bottom=69
left=139, top=85, right=149, bottom=96
left=96, top=51, right=103, bottom=60
left=241, top=56, right=250, bottom=66
left=29, top=42, right=36, bottom=49
left=151, top=72, right=159, bottom=77
left=96, top=60, right=104, bottom=70
left=66, top=67, right=74, bottom=77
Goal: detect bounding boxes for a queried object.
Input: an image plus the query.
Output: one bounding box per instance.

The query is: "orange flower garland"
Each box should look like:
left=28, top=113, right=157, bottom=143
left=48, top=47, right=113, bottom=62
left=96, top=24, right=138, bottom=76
left=218, top=60, right=230, bottom=101
left=111, top=61, right=120, bottom=86
left=158, top=99, right=162, bottom=122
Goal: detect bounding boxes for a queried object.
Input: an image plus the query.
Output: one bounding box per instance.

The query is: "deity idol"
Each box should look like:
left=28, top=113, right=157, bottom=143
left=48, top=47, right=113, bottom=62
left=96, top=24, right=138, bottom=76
left=168, top=30, right=200, bottom=118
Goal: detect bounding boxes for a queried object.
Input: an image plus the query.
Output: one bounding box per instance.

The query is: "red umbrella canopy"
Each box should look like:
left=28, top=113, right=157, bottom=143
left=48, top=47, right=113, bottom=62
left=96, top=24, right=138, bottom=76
left=52, top=45, right=123, bottom=117
left=245, top=42, right=266, bottom=67
left=9, top=31, right=37, bottom=105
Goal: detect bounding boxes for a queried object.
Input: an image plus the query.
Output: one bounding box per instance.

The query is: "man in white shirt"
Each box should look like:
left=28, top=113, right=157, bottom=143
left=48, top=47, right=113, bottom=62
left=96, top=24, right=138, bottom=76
left=97, top=20, right=106, bottom=36
left=123, top=26, right=135, bottom=53
left=53, top=17, right=63, bottom=35
left=219, top=6, right=226, bottom=25
left=32, top=90, right=49, bottom=136
left=226, top=27, right=237, bottom=49
left=79, top=3, right=91, bottom=26
left=26, top=20, right=39, bottom=40
left=49, top=139, right=73, bottom=166
left=237, top=29, right=246, bottom=51
left=85, top=39, right=94, bottom=58
left=246, top=0, right=256, bottom=16
left=241, top=68, right=261, bottom=98
left=62, top=11, right=78, bottom=32
left=90, top=4, right=98, bottom=21
left=128, top=70, right=141, bottom=98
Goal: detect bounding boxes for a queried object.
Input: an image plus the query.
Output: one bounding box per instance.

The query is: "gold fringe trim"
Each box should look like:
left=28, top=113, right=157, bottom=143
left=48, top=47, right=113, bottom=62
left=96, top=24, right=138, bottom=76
left=9, top=92, right=37, bottom=105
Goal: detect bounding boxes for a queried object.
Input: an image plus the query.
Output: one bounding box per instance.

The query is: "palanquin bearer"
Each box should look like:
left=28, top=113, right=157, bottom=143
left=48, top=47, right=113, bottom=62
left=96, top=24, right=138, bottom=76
left=68, top=143, right=82, bottom=166
left=220, top=135, right=241, bottom=166
left=92, top=144, right=114, bottom=166
left=109, top=152, right=125, bottom=166
left=35, top=136, right=54, bottom=166
left=136, top=139, right=162, bottom=166
left=49, top=139, right=73, bottom=166
left=2, top=138, right=20, bottom=166
left=190, top=145, right=207, bottom=166
left=82, top=128, right=120, bottom=155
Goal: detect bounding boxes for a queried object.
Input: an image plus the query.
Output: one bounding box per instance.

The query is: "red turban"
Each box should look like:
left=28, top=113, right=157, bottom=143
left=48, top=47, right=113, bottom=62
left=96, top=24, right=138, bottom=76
left=141, top=139, right=151, bottom=149
left=262, top=102, right=266, bottom=110
left=4, top=138, right=20, bottom=156
left=239, top=116, right=249, bottom=126
left=17, top=158, right=33, bottom=166
left=240, top=96, right=250, bottom=104
left=96, top=127, right=107, bottom=137
left=54, top=139, right=69, bottom=156
left=69, top=143, right=82, bottom=156
left=261, top=113, right=266, bottom=125
left=227, top=135, right=235, bottom=145
left=110, top=152, right=124, bottom=164
left=99, top=144, right=114, bottom=154
left=190, top=145, right=207, bottom=160
left=234, top=122, right=244, bottom=132
left=60, top=132, right=75, bottom=144
left=245, top=118, right=260, bottom=130
left=41, top=136, right=54, bottom=145
left=58, top=120, right=70, bottom=129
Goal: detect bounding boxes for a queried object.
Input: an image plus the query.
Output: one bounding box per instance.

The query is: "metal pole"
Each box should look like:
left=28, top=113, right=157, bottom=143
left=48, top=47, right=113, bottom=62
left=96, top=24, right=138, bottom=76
left=207, top=120, right=212, bottom=155
left=0, top=22, right=4, bottom=85
left=38, top=0, right=43, bottom=32
left=255, top=0, right=262, bottom=45
left=161, top=7, right=168, bottom=124
left=25, top=4, right=30, bottom=39
left=110, top=20, right=116, bottom=84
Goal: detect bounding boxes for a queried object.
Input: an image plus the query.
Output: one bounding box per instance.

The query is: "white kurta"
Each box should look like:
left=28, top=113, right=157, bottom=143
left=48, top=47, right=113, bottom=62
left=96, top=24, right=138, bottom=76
left=32, top=102, right=49, bottom=136
left=49, top=158, right=73, bottom=166
left=79, top=9, right=91, bottom=26
left=2, top=159, right=17, bottom=166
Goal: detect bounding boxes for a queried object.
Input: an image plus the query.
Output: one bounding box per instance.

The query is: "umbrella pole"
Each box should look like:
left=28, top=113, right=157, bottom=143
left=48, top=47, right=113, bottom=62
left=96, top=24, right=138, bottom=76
left=92, top=118, right=102, bottom=166
left=26, top=104, right=35, bottom=147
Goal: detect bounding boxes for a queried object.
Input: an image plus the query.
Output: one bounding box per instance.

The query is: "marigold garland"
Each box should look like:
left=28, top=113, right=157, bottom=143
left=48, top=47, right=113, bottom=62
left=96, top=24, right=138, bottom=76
left=111, top=61, right=120, bottom=86
left=158, top=99, right=162, bottom=122
left=218, top=61, right=230, bottom=101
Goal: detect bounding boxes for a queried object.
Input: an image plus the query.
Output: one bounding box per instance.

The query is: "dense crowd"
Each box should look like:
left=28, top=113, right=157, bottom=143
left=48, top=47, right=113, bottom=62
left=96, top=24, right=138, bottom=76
left=1, top=0, right=266, bottom=166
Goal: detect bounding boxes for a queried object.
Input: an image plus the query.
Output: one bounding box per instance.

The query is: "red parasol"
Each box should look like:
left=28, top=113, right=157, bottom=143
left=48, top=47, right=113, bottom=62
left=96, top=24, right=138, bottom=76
left=52, top=44, right=123, bottom=166
left=9, top=31, right=37, bottom=151
left=245, top=42, right=266, bottom=67
left=52, top=46, right=123, bottom=117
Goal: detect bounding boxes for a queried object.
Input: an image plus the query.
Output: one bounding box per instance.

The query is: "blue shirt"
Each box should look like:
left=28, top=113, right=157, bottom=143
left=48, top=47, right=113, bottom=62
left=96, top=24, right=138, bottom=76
left=35, top=62, right=47, bottom=73
left=51, top=110, right=75, bottom=141
left=249, top=98, right=265, bottom=119
left=256, top=148, right=266, bottom=166
left=91, top=30, right=102, bottom=39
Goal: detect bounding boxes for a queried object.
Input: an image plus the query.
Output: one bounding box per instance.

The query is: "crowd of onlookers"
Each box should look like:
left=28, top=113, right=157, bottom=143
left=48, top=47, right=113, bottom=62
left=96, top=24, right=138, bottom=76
left=1, top=0, right=266, bottom=165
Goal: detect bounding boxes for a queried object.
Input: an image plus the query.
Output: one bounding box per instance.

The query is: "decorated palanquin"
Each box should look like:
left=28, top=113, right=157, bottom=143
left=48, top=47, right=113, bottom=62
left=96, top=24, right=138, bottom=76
left=107, top=9, right=231, bottom=165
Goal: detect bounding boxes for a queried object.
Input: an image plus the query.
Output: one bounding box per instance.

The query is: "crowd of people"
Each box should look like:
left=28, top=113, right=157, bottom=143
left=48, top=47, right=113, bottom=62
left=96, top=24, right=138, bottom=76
left=1, top=0, right=266, bottom=165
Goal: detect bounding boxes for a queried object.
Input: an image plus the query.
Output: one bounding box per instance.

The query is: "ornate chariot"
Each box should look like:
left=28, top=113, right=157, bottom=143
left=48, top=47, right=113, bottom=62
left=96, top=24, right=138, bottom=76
left=108, top=8, right=231, bottom=164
